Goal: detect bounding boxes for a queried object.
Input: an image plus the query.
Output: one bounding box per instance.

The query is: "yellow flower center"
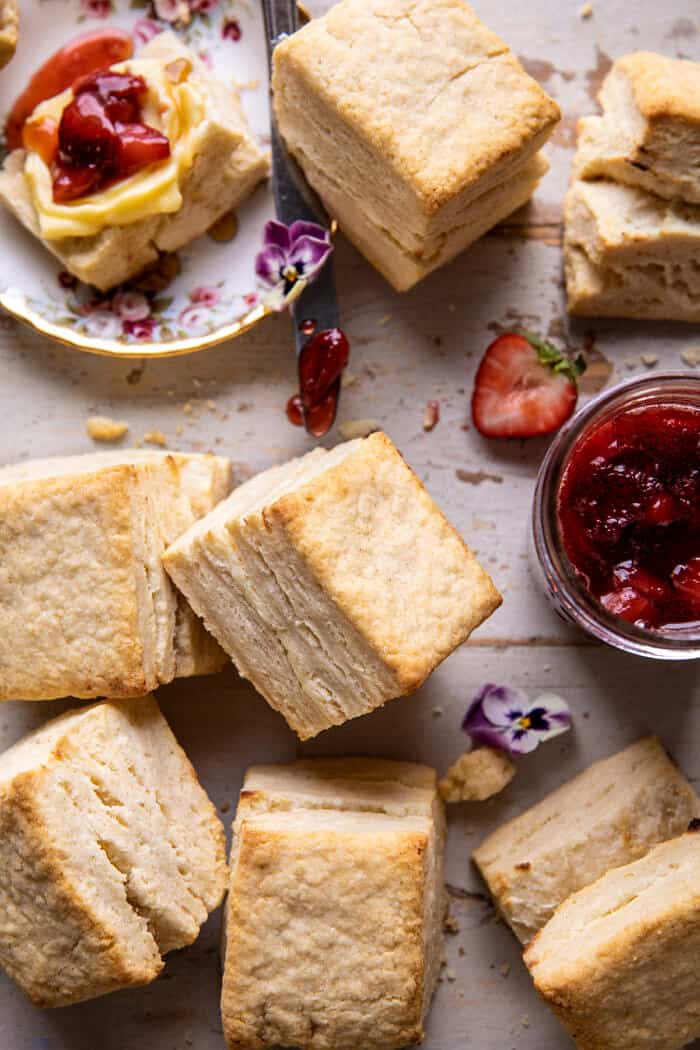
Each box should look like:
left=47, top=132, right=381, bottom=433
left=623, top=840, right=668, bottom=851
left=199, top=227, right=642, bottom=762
left=518, top=715, right=532, bottom=730
left=282, top=264, right=299, bottom=283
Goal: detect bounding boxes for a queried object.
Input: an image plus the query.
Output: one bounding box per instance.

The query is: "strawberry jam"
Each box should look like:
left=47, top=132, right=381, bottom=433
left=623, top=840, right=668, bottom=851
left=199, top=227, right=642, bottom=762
left=287, top=327, right=350, bottom=438
left=558, top=402, right=700, bottom=630
left=6, top=28, right=133, bottom=151
left=26, top=68, right=171, bottom=203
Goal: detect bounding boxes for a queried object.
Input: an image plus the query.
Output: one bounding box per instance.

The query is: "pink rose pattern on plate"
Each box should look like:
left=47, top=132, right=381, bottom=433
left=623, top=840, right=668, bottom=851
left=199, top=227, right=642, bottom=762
left=48, top=277, right=250, bottom=343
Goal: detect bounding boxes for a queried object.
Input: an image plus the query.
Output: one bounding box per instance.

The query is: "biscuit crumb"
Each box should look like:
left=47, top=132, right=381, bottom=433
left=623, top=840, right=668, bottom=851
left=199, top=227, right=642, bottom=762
left=579, top=2, right=593, bottom=16
left=625, top=357, right=638, bottom=370
left=431, top=705, right=444, bottom=718
left=522, top=1016, right=530, bottom=1029
left=681, top=347, right=700, bottom=367
left=338, top=418, right=381, bottom=440
left=86, top=415, right=129, bottom=442
left=439, top=748, right=516, bottom=803
left=423, top=400, right=440, bottom=431
left=500, top=962, right=511, bottom=977
left=444, top=914, right=461, bottom=934
left=641, top=353, right=659, bottom=368
left=377, top=314, right=392, bottom=326
left=342, top=371, right=359, bottom=388
left=143, top=429, right=167, bottom=447
left=445, top=969, right=457, bottom=981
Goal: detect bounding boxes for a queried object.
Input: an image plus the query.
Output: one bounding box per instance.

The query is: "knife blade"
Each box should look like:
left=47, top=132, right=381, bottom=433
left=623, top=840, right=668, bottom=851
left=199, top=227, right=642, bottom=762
left=261, top=0, right=340, bottom=355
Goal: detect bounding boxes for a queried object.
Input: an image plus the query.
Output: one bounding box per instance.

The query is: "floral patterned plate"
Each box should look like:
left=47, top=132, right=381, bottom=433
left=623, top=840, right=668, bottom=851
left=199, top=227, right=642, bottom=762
left=0, top=0, right=284, bottom=356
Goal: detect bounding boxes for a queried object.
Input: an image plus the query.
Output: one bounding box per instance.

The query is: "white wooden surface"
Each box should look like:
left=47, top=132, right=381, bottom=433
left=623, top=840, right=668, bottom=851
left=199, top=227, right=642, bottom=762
left=1, top=1, right=700, bottom=1047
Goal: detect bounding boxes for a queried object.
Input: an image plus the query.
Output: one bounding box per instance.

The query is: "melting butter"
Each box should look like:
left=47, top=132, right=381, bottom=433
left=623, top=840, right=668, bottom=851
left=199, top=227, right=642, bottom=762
left=24, top=58, right=206, bottom=241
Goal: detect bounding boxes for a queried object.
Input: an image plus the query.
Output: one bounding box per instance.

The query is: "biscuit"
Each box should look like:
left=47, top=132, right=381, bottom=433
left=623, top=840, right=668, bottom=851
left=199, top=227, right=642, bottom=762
left=221, top=758, right=445, bottom=1050
left=564, top=178, right=700, bottom=322
left=473, top=737, right=696, bottom=943
left=164, top=432, right=501, bottom=739
left=0, top=696, right=227, bottom=1007
left=0, top=0, right=17, bottom=68
left=525, top=831, right=700, bottom=1050
left=272, top=0, right=559, bottom=290
left=573, top=51, right=700, bottom=204
left=0, top=33, right=269, bottom=290
left=0, top=450, right=230, bottom=701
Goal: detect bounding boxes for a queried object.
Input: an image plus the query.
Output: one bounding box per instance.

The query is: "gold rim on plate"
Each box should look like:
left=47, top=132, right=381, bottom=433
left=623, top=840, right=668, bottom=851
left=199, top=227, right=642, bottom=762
left=0, top=287, right=275, bottom=358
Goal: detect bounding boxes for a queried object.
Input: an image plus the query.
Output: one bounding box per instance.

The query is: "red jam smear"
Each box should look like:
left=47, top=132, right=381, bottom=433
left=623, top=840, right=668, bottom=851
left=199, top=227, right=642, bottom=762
left=558, top=402, right=700, bottom=630
left=6, top=29, right=133, bottom=151
left=39, top=69, right=171, bottom=203
left=287, top=326, right=350, bottom=438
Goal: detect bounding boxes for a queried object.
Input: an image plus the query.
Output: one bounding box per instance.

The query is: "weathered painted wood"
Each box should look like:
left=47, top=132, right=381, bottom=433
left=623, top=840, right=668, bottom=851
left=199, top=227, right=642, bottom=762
left=0, top=1, right=698, bottom=1046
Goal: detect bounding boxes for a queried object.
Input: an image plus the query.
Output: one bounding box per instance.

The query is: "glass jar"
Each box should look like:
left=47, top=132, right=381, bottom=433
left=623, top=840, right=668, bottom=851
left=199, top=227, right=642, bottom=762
left=531, top=372, right=700, bottom=660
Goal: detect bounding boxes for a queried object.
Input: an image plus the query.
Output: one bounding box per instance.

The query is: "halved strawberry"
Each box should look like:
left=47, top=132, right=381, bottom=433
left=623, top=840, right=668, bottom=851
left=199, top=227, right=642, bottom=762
left=472, top=331, right=585, bottom=438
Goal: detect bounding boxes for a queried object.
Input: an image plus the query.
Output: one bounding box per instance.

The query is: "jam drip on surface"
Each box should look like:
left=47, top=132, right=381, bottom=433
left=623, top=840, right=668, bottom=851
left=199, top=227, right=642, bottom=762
left=558, top=403, right=700, bottom=630
left=287, top=325, right=350, bottom=438
left=23, top=69, right=171, bottom=203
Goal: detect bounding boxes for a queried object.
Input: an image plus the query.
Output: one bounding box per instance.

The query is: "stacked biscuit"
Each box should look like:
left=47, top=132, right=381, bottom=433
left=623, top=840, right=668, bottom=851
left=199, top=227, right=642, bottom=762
left=565, top=52, right=700, bottom=322
left=474, top=737, right=700, bottom=1050
left=272, top=0, right=560, bottom=291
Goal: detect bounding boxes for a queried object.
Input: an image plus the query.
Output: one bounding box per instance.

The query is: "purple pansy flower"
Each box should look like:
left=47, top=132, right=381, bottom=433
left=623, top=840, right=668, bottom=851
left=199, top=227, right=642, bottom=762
left=463, top=683, right=572, bottom=755
left=255, top=220, right=332, bottom=311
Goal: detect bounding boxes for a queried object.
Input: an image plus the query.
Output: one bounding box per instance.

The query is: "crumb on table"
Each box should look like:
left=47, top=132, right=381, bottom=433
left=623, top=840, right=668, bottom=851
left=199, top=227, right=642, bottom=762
left=439, top=747, right=516, bottom=803
left=86, top=415, right=129, bottom=442
left=143, top=429, right=167, bottom=447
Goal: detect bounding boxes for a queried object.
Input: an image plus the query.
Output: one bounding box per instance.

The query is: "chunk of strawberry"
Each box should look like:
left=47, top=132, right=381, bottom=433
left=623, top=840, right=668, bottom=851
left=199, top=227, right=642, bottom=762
left=298, top=328, right=349, bottom=412
left=600, top=587, right=656, bottom=624
left=51, top=161, right=100, bottom=203
left=58, top=92, right=117, bottom=169
left=611, top=562, right=672, bottom=604
left=5, top=29, right=133, bottom=150
left=471, top=332, right=585, bottom=438
left=116, top=123, right=171, bottom=177
left=671, top=558, right=700, bottom=610
left=643, top=492, right=680, bottom=526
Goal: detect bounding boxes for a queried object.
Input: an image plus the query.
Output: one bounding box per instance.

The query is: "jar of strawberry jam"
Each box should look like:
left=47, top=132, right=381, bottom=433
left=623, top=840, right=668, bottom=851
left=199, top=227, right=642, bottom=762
left=532, top=373, right=700, bottom=659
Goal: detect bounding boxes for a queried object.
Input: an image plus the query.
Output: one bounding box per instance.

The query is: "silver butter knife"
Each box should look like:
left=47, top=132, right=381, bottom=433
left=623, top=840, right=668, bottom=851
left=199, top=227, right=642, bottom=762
left=262, top=0, right=340, bottom=355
